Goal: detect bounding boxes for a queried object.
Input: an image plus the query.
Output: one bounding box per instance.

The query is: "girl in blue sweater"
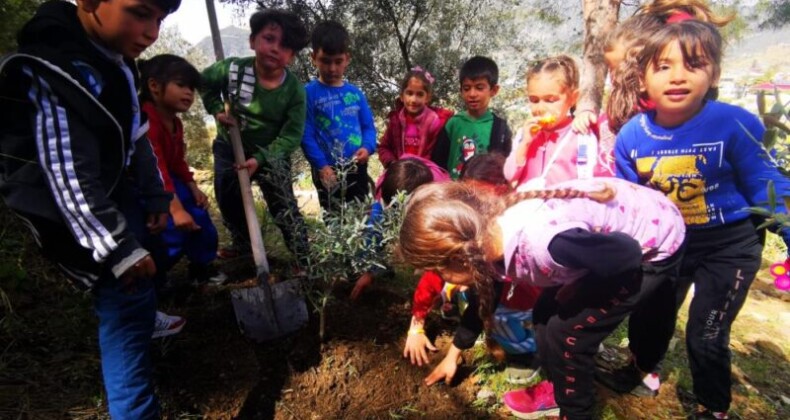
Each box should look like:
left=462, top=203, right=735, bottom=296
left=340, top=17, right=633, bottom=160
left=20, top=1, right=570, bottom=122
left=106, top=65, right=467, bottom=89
left=614, top=20, right=790, bottom=420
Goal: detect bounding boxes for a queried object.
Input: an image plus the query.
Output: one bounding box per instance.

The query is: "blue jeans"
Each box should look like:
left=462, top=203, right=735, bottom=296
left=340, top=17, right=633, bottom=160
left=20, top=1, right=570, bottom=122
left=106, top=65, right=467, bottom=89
left=18, top=181, right=160, bottom=418
left=93, top=184, right=159, bottom=419
left=94, top=274, right=157, bottom=419
left=160, top=178, right=218, bottom=268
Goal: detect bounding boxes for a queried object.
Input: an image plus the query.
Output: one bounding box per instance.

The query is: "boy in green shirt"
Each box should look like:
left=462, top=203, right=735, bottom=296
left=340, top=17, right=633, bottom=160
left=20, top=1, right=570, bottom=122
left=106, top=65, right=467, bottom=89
left=431, top=56, right=512, bottom=179
left=201, top=10, right=309, bottom=263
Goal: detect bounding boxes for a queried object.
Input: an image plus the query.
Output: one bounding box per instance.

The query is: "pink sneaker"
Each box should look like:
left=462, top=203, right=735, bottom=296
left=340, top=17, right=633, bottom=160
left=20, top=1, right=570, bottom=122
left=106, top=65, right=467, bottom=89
left=502, top=380, right=560, bottom=419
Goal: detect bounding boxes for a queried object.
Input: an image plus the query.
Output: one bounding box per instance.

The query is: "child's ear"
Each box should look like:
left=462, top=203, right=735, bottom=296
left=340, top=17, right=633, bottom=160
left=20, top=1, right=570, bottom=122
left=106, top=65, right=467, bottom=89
left=490, top=84, right=500, bottom=97
left=568, top=88, right=580, bottom=105
left=711, top=69, right=721, bottom=89
left=147, top=78, right=161, bottom=97
left=76, top=0, right=102, bottom=13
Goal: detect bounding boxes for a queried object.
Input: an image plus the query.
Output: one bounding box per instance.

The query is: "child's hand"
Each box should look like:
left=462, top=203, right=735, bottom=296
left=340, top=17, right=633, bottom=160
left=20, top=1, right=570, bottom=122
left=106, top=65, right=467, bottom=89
left=515, top=120, right=539, bottom=166
left=571, top=110, right=597, bottom=135
left=215, top=112, right=238, bottom=127
left=173, top=208, right=200, bottom=231
left=319, top=166, right=337, bottom=189
left=424, top=346, right=462, bottom=386
left=146, top=213, right=168, bottom=234
left=235, top=157, right=259, bottom=176
left=353, top=147, right=370, bottom=164
left=521, top=119, right=539, bottom=138
left=350, top=271, right=374, bottom=300
left=191, top=186, right=209, bottom=209
left=119, top=255, right=156, bottom=292
left=403, top=331, right=437, bottom=366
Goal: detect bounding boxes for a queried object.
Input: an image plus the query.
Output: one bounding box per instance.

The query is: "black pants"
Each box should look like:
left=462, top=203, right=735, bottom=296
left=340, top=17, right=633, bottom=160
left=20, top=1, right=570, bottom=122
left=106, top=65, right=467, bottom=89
left=212, top=139, right=309, bottom=265
left=628, top=243, right=686, bottom=372
left=677, top=219, right=762, bottom=412
left=534, top=251, right=683, bottom=420
left=311, top=162, right=369, bottom=216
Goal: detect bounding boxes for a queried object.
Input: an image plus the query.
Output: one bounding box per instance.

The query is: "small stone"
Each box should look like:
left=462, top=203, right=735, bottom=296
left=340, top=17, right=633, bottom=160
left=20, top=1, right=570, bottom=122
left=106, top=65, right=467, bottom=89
left=668, top=337, right=679, bottom=352
left=781, top=395, right=790, bottom=406
left=748, top=312, right=768, bottom=322
left=477, top=389, right=495, bottom=400
left=754, top=339, right=785, bottom=359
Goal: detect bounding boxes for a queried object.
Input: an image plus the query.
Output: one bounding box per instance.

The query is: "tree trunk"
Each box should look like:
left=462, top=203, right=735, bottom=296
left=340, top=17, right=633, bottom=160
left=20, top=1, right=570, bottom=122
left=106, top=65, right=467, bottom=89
left=319, top=297, right=327, bottom=341
left=578, top=0, right=621, bottom=115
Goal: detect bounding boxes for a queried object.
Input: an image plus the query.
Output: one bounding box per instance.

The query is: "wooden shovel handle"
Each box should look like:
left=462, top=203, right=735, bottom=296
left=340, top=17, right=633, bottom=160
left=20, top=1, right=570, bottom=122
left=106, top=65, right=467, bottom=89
left=225, top=102, right=269, bottom=274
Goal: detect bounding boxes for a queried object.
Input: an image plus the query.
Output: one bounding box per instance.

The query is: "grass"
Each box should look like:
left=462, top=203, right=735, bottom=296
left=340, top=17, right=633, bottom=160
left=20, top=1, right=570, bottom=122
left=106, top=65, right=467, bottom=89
left=0, top=204, right=105, bottom=419
left=388, top=403, right=424, bottom=418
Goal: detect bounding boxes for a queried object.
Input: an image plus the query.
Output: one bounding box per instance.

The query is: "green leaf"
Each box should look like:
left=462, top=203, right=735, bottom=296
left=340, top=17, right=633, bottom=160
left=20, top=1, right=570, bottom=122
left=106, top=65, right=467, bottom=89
left=755, top=220, right=775, bottom=231
left=768, top=180, right=777, bottom=213
left=744, top=206, right=773, bottom=217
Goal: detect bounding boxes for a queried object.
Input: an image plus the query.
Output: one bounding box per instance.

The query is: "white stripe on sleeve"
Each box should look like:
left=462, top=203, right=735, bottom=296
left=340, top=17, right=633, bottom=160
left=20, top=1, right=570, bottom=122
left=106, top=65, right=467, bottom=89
left=24, top=66, right=118, bottom=262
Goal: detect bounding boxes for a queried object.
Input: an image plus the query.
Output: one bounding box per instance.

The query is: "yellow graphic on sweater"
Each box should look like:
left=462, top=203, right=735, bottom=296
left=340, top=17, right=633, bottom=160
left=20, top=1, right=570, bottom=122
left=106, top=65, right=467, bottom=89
left=636, top=155, right=709, bottom=225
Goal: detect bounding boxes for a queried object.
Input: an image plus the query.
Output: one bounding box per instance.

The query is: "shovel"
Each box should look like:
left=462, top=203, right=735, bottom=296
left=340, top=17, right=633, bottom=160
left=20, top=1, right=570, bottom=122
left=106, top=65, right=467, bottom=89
left=223, top=103, right=308, bottom=341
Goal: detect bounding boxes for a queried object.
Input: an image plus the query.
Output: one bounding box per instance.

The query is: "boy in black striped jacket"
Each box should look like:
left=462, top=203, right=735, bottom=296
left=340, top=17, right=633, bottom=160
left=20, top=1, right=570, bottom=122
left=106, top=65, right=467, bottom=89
left=0, top=1, right=181, bottom=417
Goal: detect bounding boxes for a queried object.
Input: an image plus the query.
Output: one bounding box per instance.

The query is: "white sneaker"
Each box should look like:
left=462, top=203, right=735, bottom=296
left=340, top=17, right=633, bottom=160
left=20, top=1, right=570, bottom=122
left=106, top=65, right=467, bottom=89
left=189, top=263, right=229, bottom=287
left=152, top=311, right=185, bottom=339
left=206, top=270, right=228, bottom=285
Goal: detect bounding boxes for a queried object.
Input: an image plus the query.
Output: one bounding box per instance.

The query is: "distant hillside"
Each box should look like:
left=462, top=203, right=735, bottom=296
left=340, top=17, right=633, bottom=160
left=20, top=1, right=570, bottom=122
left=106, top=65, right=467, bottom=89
left=192, top=21, right=789, bottom=79
left=195, top=26, right=252, bottom=59
left=724, top=26, right=790, bottom=79
left=190, top=21, right=788, bottom=119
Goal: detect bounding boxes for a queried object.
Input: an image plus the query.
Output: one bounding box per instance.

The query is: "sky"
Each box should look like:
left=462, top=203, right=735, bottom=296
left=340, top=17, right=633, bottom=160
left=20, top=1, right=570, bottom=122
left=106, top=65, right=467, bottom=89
left=163, top=1, right=254, bottom=45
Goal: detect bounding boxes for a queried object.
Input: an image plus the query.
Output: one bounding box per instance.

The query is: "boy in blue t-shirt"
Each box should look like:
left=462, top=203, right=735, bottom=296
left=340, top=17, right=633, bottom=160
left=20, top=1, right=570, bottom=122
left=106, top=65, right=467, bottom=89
left=301, top=20, right=377, bottom=215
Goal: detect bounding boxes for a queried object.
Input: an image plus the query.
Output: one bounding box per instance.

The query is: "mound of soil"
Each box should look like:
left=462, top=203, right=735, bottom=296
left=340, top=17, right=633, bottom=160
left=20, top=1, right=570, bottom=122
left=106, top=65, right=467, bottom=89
left=155, top=272, right=489, bottom=419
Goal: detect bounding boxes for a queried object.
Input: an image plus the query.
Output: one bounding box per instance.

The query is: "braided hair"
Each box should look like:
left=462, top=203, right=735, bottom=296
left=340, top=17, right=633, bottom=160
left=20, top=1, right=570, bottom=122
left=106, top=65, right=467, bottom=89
left=397, top=181, right=615, bottom=327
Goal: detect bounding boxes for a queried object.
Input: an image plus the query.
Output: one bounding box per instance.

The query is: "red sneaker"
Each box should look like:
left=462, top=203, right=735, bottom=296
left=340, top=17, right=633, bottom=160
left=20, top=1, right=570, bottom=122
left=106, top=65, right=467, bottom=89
left=502, top=380, right=560, bottom=419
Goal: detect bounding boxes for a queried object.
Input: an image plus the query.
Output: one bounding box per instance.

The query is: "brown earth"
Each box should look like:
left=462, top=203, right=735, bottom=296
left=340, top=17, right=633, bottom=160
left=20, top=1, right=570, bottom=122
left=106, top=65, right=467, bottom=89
left=153, top=261, right=489, bottom=419
left=143, top=256, right=790, bottom=419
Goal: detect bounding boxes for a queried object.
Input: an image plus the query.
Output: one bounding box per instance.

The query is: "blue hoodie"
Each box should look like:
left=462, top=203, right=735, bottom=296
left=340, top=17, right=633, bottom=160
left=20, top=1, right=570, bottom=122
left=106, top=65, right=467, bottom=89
left=615, top=100, right=790, bottom=245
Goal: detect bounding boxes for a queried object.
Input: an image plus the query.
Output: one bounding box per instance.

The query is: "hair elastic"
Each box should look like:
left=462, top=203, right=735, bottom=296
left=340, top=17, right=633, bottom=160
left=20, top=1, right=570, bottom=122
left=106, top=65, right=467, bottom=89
left=666, top=11, right=695, bottom=24
left=411, top=66, right=435, bottom=84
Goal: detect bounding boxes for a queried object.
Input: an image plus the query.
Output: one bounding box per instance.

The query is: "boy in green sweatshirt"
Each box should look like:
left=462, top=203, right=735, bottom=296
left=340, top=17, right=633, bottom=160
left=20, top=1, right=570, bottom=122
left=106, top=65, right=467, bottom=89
left=430, top=56, right=512, bottom=179
left=201, top=9, right=309, bottom=264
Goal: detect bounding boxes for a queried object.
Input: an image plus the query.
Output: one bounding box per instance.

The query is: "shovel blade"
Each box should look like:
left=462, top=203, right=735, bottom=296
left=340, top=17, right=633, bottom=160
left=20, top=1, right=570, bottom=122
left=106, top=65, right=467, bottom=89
left=230, top=278, right=308, bottom=341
